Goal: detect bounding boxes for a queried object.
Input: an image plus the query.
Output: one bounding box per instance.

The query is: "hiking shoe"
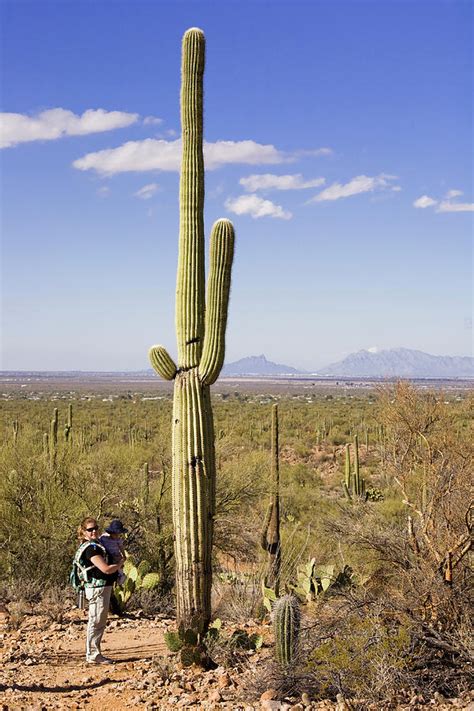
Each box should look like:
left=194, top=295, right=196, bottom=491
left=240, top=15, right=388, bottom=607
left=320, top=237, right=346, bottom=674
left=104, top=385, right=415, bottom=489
left=87, top=654, right=114, bottom=664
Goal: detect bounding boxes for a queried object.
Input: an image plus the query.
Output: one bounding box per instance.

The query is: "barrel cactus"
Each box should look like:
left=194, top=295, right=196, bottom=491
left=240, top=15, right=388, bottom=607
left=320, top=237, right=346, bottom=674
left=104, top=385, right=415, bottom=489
left=273, top=594, right=301, bottom=667
left=148, top=28, right=235, bottom=635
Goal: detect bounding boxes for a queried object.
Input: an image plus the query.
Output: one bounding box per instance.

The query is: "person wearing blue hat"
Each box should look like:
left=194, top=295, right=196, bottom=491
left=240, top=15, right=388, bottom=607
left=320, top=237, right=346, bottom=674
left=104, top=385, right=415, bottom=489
left=99, top=520, right=128, bottom=586
left=76, top=517, right=123, bottom=664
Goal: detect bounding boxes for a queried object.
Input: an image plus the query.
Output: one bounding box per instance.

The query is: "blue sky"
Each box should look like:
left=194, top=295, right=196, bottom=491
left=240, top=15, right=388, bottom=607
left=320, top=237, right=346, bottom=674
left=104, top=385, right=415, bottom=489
left=1, top=0, right=472, bottom=371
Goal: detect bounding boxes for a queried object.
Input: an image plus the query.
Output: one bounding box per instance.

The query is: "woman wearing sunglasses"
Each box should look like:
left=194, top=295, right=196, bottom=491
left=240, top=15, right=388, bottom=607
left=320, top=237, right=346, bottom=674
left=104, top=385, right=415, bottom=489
left=77, top=517, right=123, bottom=664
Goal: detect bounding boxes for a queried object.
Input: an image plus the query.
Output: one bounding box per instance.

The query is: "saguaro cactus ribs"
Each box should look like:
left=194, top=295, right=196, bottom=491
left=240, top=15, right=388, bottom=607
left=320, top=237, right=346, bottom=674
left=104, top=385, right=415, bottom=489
left=148, top=28, right=235, bottom=635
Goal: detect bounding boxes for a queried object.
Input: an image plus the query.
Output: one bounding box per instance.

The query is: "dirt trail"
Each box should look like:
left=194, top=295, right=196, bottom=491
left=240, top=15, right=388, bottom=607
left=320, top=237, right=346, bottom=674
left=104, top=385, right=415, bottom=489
left=0, top=610, right=264, bottom=710
left=0, top=611, right=183, bottom=710
left=1, top=609, right=473, bottom=710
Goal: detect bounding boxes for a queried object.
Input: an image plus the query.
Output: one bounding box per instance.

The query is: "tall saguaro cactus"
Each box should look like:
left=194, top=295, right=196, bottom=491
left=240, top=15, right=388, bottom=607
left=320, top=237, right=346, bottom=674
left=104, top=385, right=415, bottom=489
left=148, top=28, right=235, bottom=635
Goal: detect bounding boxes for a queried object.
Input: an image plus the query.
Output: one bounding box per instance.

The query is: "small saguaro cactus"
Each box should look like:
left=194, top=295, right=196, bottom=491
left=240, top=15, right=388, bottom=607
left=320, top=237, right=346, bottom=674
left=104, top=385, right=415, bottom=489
left=273, top=594, right=301, bottom=667
left=142, top=461, right=150, bottom=506
left=342, top=435, right=366, bottom=500
left=64, top=403, right=73, bottom=442
left=49, top=407, right=59, bottom=467
left=148, top=28, right=235, bottom=635
left=261, top=404, right=281, bottom=594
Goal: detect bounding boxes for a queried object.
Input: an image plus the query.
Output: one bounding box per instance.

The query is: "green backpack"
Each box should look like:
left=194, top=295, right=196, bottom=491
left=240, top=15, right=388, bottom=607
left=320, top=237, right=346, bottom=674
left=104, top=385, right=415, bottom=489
left=69, top=541, right=107, bottom=591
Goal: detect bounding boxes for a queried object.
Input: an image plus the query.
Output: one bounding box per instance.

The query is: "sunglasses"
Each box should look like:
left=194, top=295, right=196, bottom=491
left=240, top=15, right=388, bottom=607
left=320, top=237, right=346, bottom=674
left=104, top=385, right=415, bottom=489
left=86, top=526, right=99, bottom=532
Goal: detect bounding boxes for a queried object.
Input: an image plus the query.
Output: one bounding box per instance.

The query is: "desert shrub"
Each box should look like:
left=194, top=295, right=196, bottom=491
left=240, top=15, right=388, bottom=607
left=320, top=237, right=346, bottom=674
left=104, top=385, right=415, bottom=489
left=0, top=399, right=174, bottom=587
left=212, top=570, right=263, bottom=621
left=307, top=599, right=411, bottom=702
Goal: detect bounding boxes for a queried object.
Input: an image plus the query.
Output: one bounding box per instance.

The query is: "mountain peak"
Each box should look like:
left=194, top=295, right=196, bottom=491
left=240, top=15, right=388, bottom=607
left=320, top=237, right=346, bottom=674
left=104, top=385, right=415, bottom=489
left=319, top=348, right=473, bottom=378
left=222, top=354, right=304, bottom=376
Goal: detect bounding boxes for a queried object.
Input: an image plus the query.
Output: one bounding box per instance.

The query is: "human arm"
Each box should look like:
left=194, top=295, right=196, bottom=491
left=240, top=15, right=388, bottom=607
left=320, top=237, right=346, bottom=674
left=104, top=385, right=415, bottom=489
left=90, top=555, right=121, bottom=575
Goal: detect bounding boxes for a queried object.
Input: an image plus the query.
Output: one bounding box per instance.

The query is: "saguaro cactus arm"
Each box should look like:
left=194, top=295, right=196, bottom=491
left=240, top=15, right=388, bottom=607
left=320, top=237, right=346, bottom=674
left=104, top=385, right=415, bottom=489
left=199, top=219, right=235, bottom=385
left=149, top=345, right=178, bottom=381
left=177, top=28, right=206, bottom=369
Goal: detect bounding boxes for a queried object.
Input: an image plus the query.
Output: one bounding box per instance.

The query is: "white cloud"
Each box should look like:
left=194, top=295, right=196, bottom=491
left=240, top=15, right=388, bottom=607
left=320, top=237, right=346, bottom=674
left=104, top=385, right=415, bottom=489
left=0, top=108, right=139, bottom=148
left=413, top=195, right=437, bottom=208
left=225, top=194, right=292, bottom=220
left=96, top=186, right=111, bottom=198
left=293, top=147, right=333, bottom=158
left=74, top=138, right=180, bottom=174
left=436, top=200, right=474, bottom=213
left=445, top=189, right=463, bottom=199
left=310, top=174, right=400, bottom=202
left=367, top=346, right=379, bottom=354
left=240, top=173, right=325, bottom=192
left=205, top=140, right=285, bottom=168
left=413, top=188, right=473, bottom=213
left=134, top=183, right=159, bottom=200
left=143, top=116, right=163, bottom=125
left=73, top=138, right=287, bottom=175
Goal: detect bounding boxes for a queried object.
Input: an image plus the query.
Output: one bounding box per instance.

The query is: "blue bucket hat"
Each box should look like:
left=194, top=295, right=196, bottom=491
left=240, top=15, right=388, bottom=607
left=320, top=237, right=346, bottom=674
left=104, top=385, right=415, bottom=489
left=105, top=519, right=128, bottom=534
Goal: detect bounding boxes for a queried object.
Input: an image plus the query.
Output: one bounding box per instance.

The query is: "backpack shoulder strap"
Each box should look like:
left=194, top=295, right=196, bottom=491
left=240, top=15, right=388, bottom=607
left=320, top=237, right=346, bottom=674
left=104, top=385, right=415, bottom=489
left=73, top=541, right=108, bottom=587
left=75, top=541, right=106, bottom=563
left=74, top=541, right=107, bottom=567
left=74, top=541, right=92, bottom=563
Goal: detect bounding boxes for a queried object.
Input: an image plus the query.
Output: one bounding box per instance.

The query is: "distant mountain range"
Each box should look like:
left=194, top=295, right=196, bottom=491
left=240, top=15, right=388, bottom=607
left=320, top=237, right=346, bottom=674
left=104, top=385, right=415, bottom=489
left=3, top=349, right=472, bottom=380
left=222, top=349, right=474, bottom=378
left=221, top=354, right=304, bottom=376
left=319, top=348, right=474, bottom=378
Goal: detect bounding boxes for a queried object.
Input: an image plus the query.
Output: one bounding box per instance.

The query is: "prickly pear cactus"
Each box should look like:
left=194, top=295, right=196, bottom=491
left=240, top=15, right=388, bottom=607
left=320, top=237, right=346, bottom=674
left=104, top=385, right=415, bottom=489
left=141, top=572, right=160, bottom=590
left=113, top=556, right=161, bottom=613
left=148, top=28, right=235, bottom=635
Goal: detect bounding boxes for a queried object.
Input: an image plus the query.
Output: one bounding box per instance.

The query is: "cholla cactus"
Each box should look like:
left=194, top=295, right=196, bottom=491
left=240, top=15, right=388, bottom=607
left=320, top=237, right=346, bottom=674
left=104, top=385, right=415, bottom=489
left=148, top=28, right=235, bottom=635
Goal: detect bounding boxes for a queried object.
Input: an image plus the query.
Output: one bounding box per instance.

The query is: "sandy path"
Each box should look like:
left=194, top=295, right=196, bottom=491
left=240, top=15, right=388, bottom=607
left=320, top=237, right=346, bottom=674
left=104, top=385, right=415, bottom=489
left=1, top=614, right=174, bottom=710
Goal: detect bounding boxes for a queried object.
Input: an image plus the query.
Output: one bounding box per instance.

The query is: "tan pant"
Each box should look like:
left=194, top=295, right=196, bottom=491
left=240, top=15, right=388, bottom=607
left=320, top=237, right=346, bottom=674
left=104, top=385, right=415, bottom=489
left=85, top=585, right=112, bottom=661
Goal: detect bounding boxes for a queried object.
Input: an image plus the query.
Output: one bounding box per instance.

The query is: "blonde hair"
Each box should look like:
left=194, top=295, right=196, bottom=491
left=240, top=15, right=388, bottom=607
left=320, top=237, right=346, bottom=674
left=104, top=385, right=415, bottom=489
left=77, top=517, right=99, bottom=542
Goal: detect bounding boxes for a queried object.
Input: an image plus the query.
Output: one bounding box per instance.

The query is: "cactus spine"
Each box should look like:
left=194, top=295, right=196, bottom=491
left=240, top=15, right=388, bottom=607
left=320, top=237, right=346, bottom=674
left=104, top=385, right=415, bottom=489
left=148, top=28, right=235, bottom=635
left=273, top=594, right=300, bottom=667
left=261, top=404, right=281, bottom=594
